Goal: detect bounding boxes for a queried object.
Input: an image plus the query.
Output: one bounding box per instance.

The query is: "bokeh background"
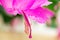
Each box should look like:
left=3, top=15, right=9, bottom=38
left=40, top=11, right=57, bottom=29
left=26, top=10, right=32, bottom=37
left=0, top=0, right=60, bottom=40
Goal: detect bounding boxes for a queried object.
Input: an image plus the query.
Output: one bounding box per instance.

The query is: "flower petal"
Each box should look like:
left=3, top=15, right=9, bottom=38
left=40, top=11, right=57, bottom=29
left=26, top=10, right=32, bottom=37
left=0, top=0, right=13, bottom=8
left=41, top=0, right=52, bottom=7
left=13, top=0, right=35, bottom=10
left=30, top=0, right=52, bottom=9
left=0, top=2, right=1, bottom=5
left=24, top=7, right=54, bottom=23
left=0, top=0, right=16, bottom=15
left=0, top=0, right=35, bottom=15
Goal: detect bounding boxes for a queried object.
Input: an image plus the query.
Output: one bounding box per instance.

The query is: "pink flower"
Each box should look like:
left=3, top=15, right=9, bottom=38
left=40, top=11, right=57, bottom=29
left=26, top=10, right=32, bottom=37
left=0, top=0, right=54, bottom=38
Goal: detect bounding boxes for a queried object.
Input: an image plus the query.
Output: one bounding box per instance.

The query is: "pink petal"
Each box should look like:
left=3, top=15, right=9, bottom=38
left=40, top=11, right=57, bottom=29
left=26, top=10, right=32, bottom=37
left=0, top=0, right=13, bottom=8
left=0, top=2, right=1, bottom=5
left=0, top=0, right=52, bottom=15
left=0, top=0, right=16, bottom=15
left=13, top=0, right=35, bottom=10
left=40, top=0, right=52, bottom=6
left=6, top=8, right=18, bottom=15
left=24, top=7, right=54, bottom=23
left=0, top=0, right=35, bottom=15
left=30, top=0, right=52, bottom=9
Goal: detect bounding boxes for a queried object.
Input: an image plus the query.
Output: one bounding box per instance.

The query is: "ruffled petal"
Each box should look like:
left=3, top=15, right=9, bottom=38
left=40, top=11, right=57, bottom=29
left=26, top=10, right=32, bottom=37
left=41, top=0, right=52, bottom=7
left=0, top=2, right=1, bottom=5
left=0, top=0, right=35, bottom=15
left=24, top=7, right=54, bottom=23
left=6, top=8, right=18, bottom=15
left=0, top=0, right=13, bottom=8
left=13, top=0, right=35, bottom=10
left=30, top=0, right=52, bottom=9
left=0, top=0, right=16, bottom=15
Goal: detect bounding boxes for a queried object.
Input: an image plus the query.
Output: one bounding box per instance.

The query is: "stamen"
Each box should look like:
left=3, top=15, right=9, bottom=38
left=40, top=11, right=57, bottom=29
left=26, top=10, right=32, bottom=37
left=22, top=10, right=32, bottom=38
